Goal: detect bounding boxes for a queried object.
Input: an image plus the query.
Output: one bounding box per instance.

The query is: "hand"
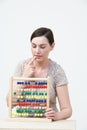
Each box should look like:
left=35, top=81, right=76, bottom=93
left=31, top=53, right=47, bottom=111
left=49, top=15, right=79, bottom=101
left=23, top=57, right=36, bottom=77
left=12, top=87, right=21, bottom=107
left=45, top=108, right=58, bottom=121
left=12, top=85, right=25, bottom=108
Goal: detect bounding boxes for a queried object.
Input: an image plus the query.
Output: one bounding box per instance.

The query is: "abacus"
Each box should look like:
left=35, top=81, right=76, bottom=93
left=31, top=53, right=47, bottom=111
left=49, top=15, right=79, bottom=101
left=9, top=76, right=51, bottom=121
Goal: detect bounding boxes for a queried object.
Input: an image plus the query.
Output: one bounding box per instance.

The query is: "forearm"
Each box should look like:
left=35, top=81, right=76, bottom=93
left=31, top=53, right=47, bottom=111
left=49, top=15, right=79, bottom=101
left=55, top=107, right=72, bottom=120
left=45, top=107, right=72, bottom=121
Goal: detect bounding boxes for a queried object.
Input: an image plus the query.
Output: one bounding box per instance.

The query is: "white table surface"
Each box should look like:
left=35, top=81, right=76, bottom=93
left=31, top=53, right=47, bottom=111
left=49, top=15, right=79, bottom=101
left=0, top=118, right=76, bottom=130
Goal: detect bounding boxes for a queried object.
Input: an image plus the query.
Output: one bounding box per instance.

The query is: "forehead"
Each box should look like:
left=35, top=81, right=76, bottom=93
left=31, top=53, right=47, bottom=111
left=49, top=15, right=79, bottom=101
left=31, top=36, right=49, bottom=44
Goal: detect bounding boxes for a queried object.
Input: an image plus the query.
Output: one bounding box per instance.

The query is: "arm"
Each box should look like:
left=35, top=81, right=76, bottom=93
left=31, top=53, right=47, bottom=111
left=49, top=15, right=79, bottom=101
left=45, top=84, right=72, bottom=121
left=6, top=91, right=9, bottom=107
left=6, top=57, right=36, bottom=107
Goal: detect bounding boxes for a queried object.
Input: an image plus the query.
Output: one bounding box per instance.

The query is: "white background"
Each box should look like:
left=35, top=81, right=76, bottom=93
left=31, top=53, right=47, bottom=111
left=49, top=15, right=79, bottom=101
left=0, top=0, right=87, bottom=130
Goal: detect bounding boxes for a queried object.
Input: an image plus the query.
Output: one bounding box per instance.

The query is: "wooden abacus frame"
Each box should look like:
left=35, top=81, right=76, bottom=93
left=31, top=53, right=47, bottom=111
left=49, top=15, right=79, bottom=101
left=9, top=76, right=51, bottom=122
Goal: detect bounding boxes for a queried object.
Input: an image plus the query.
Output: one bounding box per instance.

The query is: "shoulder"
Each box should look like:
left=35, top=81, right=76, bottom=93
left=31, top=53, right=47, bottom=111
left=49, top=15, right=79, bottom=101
left=49, top=59, right=68, bottom=86
left=13, top=58, right=31, bottom=76
left=49, top=59, right=67, bottom=78
left=50, top=59, right=63, bottom=71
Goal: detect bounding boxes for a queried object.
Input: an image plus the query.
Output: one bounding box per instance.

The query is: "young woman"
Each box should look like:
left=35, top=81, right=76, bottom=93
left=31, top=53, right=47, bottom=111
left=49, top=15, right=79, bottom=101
left=6, top=27, right=72, bottom=121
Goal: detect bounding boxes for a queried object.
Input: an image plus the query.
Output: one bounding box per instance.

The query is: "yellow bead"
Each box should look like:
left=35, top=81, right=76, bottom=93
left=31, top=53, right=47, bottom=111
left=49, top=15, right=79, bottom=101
left=29, top=96, right=31, bottom=99
left=18, top=95, right=20, bottom=98
left=26, top=113, right=29, bottom=116
left=21, top=113, right=25, bottom=116
left=34, top=113, right=37, bottom=117
left=20, top=96, right=23, bottom=98
left=16, top=113, right=19, bottom=116
left=40, top=113, right=43, bottom=116
left=12, top=113, right=16, bottom=117
left=34, top=95, right=36, bottom=98
left=31, top=95, right=33, bottom=99
left=23, top=113, right=26, bottom=116
left=35, top=95, right=38, bottom=99
left=18, top=113, right=21, bottom=116
left=37, top=113, right=40, bottom=116
left=26, top=95, right=28, bottom=98
left=44, top=96, right=47, bottom=99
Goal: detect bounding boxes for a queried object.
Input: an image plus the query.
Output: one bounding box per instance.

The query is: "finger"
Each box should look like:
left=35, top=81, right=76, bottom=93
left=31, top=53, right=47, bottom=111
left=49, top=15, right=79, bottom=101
left=46, top=108, right=53, bottom=112
left=45, top=113, right=55, bottom=120
left=46, top=116, right=55, bottom=120
left=29, top=56, right=36, bottom=65
left=45, top=111, right=55, bottom=116
left=45, top=112, right=55, bottom=116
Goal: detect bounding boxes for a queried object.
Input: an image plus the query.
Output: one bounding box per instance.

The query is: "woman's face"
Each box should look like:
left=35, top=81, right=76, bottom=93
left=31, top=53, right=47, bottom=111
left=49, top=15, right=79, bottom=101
left=31, top=36, right=54, bottom=62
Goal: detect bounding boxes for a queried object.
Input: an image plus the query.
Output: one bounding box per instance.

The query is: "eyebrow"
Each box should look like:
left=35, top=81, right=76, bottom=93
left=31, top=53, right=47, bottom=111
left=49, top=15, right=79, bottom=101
left=32, top=43, right=47, bottom=46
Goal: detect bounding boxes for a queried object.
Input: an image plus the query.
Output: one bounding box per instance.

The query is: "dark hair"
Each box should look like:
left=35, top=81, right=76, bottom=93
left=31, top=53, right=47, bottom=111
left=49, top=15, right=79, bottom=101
left=30, top=27, right=54, bottom=46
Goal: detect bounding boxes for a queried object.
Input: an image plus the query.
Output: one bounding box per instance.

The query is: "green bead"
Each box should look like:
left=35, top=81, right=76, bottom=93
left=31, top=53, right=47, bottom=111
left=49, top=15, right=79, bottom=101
left=21, top=92, right=24, bottom=95
left=20, top=109, right=23, bottom=113
left=16, top=109, right=20, bottom=113
left=38, top=110, right=42, bottom=113
left=27, top=92, right=30, bottom=95
left=29, top=110, right=32, bottom=113
left=41, top=93, right=44, bottom=95
left=45, top=92, right=47, bottom=95
left=40, top=110, right=42, bottom=113
left=36, top=92, right=38, bottom=95
left=27, top=109, right=32, bottom=113
left=22, top=91, right=26, bottom=95
left=34, top=110, right=37, bottom=113
left=33, top=92, right=35, bottom=95
left=43, top=110, right=46, bottom=113
left=39, top=92, right=41, bottom=95
left=29, top=92, right=31, bottom=95
left=13, top=92, right=16, bottom=95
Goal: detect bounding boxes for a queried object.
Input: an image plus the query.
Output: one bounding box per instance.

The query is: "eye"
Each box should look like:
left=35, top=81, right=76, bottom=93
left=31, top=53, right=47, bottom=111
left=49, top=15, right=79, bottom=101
left=40, top=45, right=46, bottom=49
left=40, top=46, right=45, bottom=49
left=32, top=44, right=36, bottom=48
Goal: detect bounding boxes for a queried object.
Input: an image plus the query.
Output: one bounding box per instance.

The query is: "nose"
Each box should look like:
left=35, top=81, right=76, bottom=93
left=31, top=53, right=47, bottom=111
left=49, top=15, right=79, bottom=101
left=35, top=47, right=40, bottom=53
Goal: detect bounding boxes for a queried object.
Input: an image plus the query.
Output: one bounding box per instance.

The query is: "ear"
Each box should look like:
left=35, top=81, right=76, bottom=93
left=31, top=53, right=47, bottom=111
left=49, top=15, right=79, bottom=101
left=50, top=42, right=55, bottom=50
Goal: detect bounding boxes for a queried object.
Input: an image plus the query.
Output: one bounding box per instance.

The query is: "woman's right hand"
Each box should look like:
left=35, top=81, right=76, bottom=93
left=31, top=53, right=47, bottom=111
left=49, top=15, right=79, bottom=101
left=6, top=89, right=18, bottom=108
left=12, top=86, right=24, bottom=108
left=22, top=57, right=36, bottom=77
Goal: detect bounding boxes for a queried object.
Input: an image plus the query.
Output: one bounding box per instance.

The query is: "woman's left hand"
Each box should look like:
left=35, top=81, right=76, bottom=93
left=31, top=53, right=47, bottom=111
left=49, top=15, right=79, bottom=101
left=45, top=108, right=58, bottom=121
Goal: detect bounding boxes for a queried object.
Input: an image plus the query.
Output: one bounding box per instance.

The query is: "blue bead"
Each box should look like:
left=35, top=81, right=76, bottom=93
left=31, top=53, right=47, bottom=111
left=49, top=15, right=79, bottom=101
left=43, top=99, right=46, bottom=103
left=17, top=82, right=20, bottom=84
left=21, top=82, right=24, bottom=84
left=28, top=81, right=30, bottom=85
left=25, top=82, right=27, bottom=85
left=35, top=82, right=37, bottom=85
left=17, top=99, right=20, bottom=102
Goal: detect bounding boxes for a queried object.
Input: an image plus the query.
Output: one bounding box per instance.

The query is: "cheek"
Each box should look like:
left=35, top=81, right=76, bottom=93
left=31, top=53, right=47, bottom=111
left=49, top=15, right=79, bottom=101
left=43, top=49, right=51, bottom=55
left=31, top=48, right=34, bottom=55
left=31, top=48, right=35, bottom=52
left=45, top=48, right=51, bottom=53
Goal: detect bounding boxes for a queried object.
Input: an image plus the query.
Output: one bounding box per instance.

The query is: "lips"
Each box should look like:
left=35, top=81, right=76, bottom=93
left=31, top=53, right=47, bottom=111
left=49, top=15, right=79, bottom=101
left=35, top=55, right=42, bottom=59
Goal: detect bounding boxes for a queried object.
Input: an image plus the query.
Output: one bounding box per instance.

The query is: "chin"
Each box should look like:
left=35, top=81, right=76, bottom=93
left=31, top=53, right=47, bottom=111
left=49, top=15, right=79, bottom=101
left=36, top=58, right=43, bottom=62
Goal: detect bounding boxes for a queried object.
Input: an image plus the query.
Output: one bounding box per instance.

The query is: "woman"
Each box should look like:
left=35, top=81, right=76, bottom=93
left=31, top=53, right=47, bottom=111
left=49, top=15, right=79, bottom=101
left=6, top=27, right=72, bottom=121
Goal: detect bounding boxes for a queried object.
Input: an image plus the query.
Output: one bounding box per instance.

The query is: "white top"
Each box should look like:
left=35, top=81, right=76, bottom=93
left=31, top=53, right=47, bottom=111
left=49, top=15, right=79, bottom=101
left=14, top=58, right=68, bottom=111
